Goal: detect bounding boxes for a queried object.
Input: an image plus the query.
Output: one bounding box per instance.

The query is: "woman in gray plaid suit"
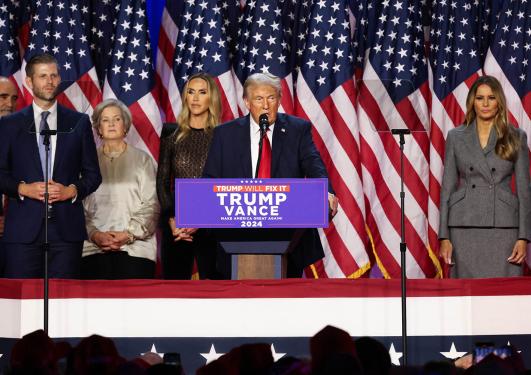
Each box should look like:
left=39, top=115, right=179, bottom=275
left=438, top=76, right=530, bottom=278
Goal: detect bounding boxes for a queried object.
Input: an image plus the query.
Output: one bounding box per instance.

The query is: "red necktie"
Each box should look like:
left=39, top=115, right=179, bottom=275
left=257, top=129, right=271, bottom=178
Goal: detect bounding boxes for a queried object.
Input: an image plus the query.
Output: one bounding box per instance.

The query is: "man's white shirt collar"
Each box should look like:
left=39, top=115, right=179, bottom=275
left=33, top=101, right=58, bottom=130
left=250, top=115, right=275, bottom=134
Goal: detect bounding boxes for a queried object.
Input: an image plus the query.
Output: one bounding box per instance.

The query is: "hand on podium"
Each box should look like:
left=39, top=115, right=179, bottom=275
left=328, top=193, right=338, bottom=219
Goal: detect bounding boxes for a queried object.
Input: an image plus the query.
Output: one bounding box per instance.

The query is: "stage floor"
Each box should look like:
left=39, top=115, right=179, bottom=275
left=1, top=277, right=530, bottom=371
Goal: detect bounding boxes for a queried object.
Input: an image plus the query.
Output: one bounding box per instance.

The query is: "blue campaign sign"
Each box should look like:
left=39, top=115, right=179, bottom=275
left=175, top=178, right=329, bottom=228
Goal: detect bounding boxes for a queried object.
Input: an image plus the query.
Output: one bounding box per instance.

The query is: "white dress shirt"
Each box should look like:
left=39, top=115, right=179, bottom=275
left=32, top=101, right=58, bottom=176
left=250, top=116, right=274, bottom=178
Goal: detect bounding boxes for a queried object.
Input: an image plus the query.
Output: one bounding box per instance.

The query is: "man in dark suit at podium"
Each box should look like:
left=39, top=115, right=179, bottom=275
left=203, top=73, right=338, bottom=277
left=0, top=54, right=101, bottom=278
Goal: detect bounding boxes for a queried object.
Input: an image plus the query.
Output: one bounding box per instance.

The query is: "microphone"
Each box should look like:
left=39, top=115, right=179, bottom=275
left=255, top=114, right=269, bottom=179
left=258, top=113, right=269, bottom=134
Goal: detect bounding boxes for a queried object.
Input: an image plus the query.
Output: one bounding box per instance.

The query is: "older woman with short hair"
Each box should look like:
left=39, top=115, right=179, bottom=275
left=82, top=99, right=159, bottom=279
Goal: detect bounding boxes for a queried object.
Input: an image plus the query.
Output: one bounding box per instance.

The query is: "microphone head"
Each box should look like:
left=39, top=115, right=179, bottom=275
left=258, top=114, right=269, bottom=132
left=259, top=114, right=269, bottom=125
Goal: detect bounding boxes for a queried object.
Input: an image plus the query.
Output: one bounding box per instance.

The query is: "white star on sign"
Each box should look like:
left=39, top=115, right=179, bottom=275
left=200, top=344, right=224, bottom=364
left=440, top=342, right=467, bottom=359
left=142, top=343, right=164, bottom=357
left=389, top=343, right=402, bottom=365
left=270, top=344, right=286, bottom=362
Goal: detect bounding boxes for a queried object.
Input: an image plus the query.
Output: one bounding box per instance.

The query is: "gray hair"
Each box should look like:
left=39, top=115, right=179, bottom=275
left=91, top=98, right=132, bottom=134
left=243, top=73, right=282, bottom=98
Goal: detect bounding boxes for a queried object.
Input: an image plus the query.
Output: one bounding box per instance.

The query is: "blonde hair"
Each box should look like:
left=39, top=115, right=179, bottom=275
left=465, top=75, right=520, bottom=161
left=176, top=73, right=221, bottom=142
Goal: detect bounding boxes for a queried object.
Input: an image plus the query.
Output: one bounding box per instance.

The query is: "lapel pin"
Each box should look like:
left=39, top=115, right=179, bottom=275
left=281, top=128, right=286, bottom=133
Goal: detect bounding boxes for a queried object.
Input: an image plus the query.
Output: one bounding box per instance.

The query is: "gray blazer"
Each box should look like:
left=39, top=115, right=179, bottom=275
left=438, top=121, right=530, bottom=241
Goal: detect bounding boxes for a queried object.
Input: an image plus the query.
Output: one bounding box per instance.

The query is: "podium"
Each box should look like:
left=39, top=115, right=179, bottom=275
left=219, top=241, right=290, bottom=279
left=175, top=178, right=328, bottom=280
left=215, top=228, right=301, bottom=279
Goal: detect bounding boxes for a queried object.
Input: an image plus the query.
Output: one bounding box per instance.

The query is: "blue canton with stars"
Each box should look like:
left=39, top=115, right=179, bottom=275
left=234, top=0, right=297, bottom=83
left=106, top=0, right=154, bottom=106
left=172, top=0, right=236, bottom=92
left=366, top=0, right=428, bottom=103
left=0, top=1, right=22, bottom=76
left=25, top=0, right=93, bottom=91
left=90, top=0, right=119, bottom=83
left=489, top=0, right=530, bottom=99
left=298, top=0, right=354, bottom=102
left=429, top=0, right=484, bottom=100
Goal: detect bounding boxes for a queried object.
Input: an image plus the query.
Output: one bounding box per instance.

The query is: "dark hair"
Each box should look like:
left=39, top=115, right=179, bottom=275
left=25, top=54, right=58, bottom=77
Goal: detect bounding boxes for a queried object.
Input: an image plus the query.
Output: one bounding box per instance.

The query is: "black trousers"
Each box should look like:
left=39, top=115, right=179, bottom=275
left=160, top=223, right=219, bottom=280
left=81, top=252, right=155, bottom=280
left=3, top=219, right=82, bottom=279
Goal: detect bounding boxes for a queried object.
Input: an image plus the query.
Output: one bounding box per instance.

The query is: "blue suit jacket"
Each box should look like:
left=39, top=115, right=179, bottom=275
left=203, top=113, right=331, bottom=270
left=203, top=113, right=330, bottom=183
left=0, top=104, right=101, bottom=243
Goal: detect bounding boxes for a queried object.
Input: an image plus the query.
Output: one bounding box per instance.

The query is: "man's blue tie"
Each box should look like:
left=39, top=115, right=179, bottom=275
left=38, top=111, right=51, bottom=178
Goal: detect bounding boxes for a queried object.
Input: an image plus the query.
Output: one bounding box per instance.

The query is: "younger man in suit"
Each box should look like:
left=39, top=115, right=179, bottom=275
left=0, top=54, right=101, bottom=278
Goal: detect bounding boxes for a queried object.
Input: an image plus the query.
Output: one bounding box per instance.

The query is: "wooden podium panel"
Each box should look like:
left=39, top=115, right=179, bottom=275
left=233, top=254, right=287, bottom=279
left=220, top=241, right=291, bottom=280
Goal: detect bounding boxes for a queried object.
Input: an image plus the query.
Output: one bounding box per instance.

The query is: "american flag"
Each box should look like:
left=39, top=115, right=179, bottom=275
left=0, top=1, right=24, bottom=99
left=102, top=0, right=161, bottom=160
left=2, top=0, right=528, bottom=279
left=22, top=0, right=102, bottom=112
left=155, top=0, right=239, bottom=124
left=89, top=0, right=119, bottom=83
left=234, top=0, right=297, bottom=113
left=356, top=0, right=440, bottom=278
left=294, top=0, right=370, bottom=278
left=484, top=0, right=530, bottom=131
left=427, top=0, right=486, bottom=276
left=482, top=0, right=531, bottom=272
left=0, top=2, right=21, bottom=76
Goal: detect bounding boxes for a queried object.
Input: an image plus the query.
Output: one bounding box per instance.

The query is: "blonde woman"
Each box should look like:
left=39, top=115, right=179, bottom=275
left=82, top=99, right=159, bottom=279
left=156, top=73, right=222, bottom=279
left=439, top=75, right=530, bottom=278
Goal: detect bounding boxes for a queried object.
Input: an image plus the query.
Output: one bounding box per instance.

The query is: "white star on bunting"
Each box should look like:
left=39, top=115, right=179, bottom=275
left=270, top=344, right=286, bottom=362
left=142, top=343, right=164, bottom=358
left=200, top=344, right=225, bottom=364
left=389, top=343, right=402, bottom=365
left=440, top=342, right=467, bottom=359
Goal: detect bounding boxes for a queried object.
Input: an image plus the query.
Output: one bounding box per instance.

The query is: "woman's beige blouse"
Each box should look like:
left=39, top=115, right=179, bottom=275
left=83, top=145, right=160, bottom=261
